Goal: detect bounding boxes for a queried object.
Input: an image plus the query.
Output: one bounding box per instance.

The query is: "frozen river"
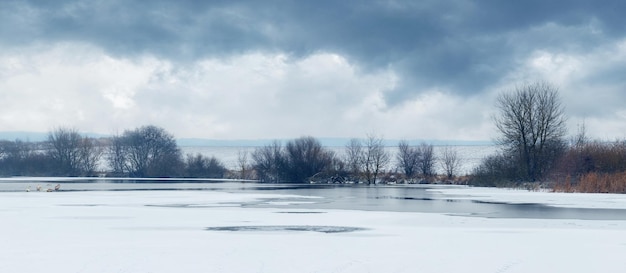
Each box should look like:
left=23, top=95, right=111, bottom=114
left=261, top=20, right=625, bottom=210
left=3, top=179, right=626, bottom=221
left=2, top=179, right=626, bottom=272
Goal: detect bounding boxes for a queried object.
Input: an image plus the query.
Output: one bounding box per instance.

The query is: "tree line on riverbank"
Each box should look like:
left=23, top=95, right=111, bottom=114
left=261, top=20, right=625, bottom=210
left=246, top=135, right=453, bottom=184
left=0, top=125, right=227, bottom=178
left=1, top=82, right=624, bottom=192
left=0, top=126, right=455, bottom=184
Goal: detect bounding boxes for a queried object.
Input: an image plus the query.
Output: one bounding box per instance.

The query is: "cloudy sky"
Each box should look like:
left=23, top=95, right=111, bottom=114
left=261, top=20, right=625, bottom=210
left=1, top=0, right=625, bottom=141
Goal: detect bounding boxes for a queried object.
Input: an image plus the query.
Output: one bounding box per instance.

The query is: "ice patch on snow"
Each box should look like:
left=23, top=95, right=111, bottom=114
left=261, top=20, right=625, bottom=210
left=206, top=225, right=367, bottom=233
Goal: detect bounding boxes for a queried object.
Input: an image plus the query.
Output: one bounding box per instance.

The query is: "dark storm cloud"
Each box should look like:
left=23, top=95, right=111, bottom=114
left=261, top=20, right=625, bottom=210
left=2, top=0, right=626, bottom=101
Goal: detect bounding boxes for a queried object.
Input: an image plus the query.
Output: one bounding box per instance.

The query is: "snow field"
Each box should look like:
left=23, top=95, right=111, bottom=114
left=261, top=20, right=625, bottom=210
left=1, top=190, right=626, bottom=273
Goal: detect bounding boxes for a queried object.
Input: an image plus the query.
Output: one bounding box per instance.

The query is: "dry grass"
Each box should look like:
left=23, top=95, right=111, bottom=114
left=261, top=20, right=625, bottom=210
left=551, top=141, right=626, bottom=193
left=554, top=172, right=626, bottom=193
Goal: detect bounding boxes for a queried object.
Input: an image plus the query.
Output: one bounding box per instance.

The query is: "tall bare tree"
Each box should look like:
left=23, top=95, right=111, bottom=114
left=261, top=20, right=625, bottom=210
left=397, top=140, right=420, bottom=179
left=251, top=141, right=284, bottom=182
left=494, top=82, right=567, bottom=181
left=237, top=149, right=250, bottom=179
left=440, top=146, right=460, bottom=179
left=77, top=137, right=102, bottom=175
left=363, top=134, right=389, bottom=184
left=417, top=143, right=435, bottom=177
left=47, top=127, right=101, bottom=176
left=345, top=138, right=363, bottom=180
left=107, top=133, right=127, bottom=176
left=108, top=125, right=183, bottom=177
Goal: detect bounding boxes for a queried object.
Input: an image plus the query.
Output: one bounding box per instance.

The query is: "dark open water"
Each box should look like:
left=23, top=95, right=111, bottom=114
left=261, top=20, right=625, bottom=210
left=2, top=178, right=626, bottom=221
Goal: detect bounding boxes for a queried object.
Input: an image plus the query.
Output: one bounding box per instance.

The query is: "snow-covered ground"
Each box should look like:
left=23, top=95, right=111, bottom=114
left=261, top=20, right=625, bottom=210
left=2, top=189, right=626, bottom=273
left=430, top=186, right=626, bottom=209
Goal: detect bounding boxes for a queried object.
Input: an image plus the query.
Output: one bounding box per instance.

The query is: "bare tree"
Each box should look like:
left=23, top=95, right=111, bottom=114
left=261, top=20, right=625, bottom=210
left=108, top=125, right=183, bottom=177
left=0, top=140, right=35, bottom=164
left=283, top=136, right=334, bottom=183
left=363, top=134, right=389, bottom=184
left=440, top=146, right=461, bottom=179
left=0, top=139, right=50, bottom=176
left=76, top=137, right=102, bottom=175
left=494, top=82, right=567, bottom=181
left=345, top=138, right=363, bottom=181
left=184, top=153, right=227, bottom=178
left=237, top=149, right=250, bottom=179
left=107, top=133, right=127, bottom=176
left=397, top=140, right=420, bottom=180
left=47, top=127, right=82, bottom=175
left=47, top=127, right=101, bottom=176
left=251, top=141, right=284, bottom=182
left=572, top=121, right=589, bottom=149
left=417, top=143, right=435, bottom=177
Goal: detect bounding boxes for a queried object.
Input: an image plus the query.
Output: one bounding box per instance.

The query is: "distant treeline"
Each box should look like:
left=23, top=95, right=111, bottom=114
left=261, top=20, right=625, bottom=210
left=0, top=125, right=227, bottom=178
left=0, top=126, right=463, bottom=183
left=1, top=122, right=624, bottom=192
left=246, top=136, right=459, bottom=184
left=2, top=84, right=624, bottom=192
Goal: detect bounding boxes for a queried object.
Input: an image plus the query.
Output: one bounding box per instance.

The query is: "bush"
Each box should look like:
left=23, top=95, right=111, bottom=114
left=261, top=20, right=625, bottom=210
left=108, top=125, right=184, bottom=177
left=184, top=154, right=227, bottom=178
left=468, top=153, right=519, bottom=187
left=552, top=140, right=626, bottom=193
left=252, top=136, right=336, bottom=183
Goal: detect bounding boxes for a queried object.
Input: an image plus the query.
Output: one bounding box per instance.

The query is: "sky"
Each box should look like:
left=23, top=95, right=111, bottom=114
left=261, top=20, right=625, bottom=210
left=1, top=0, right=625, bottom=142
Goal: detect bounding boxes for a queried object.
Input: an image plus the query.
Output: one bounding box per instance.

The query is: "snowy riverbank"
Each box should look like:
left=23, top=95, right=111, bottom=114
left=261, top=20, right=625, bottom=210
left=430, top=186, right=626, bottom=209
left=2, top=189, right=626, bottom=273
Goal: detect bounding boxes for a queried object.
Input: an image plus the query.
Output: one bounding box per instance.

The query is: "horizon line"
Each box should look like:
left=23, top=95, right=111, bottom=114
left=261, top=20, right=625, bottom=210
left=0, top=131, right=494, bottom=146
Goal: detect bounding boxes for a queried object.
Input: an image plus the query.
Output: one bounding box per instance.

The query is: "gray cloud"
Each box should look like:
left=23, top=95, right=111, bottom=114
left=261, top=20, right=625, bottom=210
left=1, top=0, right=625, bottom=139
left=5, top=1, right=625, bottom=73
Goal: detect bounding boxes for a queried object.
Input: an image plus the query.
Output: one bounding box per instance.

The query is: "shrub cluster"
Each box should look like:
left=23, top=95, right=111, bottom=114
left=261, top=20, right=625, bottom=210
left=250, top=137, right=337, bottom=183
left=249, top=136, right=446, bottom=184
left=0, top=125, right=227, bottom=178
left=471, top=140, right=626, bottom=193
left=468, top=153, right=518, bottom=187
left=552, top=141, right=626, bottom=193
